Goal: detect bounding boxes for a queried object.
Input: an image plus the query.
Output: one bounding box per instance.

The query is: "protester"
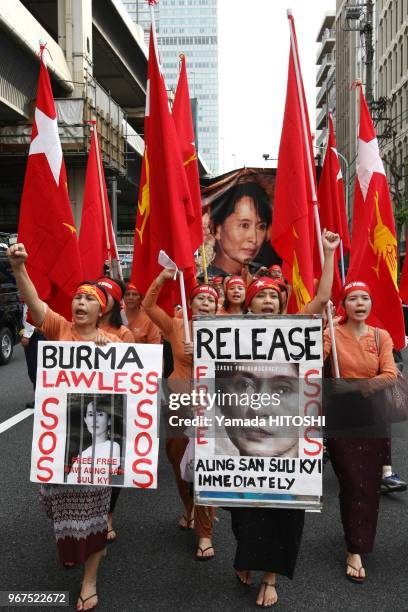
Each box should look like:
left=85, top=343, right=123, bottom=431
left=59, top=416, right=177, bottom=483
left=7, top=242, right=118, bottom=612
left=229, top=229, right=340, bottom=607
left=219, top=275, right=246, bottom=315
left=20, top=302, right=45, bottom=407
left=324, top=281, right=397, bottom=583
left=97, top=277, right=134, bottom=343
left=209, top=182, right=271, bottom=276
left=143, top=269, right=217, bottom=560
left=269, top=264, right=283, bottom=280
left=124, top=282, right=161, bottom=344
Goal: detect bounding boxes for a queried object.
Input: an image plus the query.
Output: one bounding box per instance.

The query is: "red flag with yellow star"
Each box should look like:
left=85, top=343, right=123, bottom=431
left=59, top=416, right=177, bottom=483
left=271, top=17, right=315, bottom=313
left=130, top=29, right=195, bottom=313
left=347, top=86, right=404, bottom=349
left=18, top=47, right=82, bottom=319
left=173, top=53, right=203, bottom=253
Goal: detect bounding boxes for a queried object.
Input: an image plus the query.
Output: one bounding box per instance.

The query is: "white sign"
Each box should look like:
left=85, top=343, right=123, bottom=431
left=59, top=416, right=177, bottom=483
left=192, top=315, right=323, bottom=510
left=30, top=341, right=162, bottom=488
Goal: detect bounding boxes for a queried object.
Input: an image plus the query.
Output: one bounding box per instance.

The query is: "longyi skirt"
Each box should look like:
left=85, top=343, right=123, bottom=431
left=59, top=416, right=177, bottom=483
left=40, top=484, right=111, bottom=564
left=230, top=507, right=305, bottom=579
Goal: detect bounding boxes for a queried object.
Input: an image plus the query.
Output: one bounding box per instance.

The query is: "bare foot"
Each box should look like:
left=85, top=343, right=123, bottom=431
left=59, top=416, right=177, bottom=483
left=196, top=537, right=215, bottom=559
left=76, top=582, right=98, bottom=611
left=235, top=569, right=252, bottom=585
left=346, top=552, right=366, bottom=580
left=256, top=573, right=277, bottom=607
left=107, top=514, right=116, bottom=541
left=178, top=513, right=194, bottom=530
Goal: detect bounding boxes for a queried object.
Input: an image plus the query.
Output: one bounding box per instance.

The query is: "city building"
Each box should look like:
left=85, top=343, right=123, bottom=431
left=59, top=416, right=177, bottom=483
left=316, top=11, right=336, bottom=150
left=375, top=0, right=408, bottom=197
left=0, top=0, right=148, bottom=270
left=123, top=0, right=219, bottom=174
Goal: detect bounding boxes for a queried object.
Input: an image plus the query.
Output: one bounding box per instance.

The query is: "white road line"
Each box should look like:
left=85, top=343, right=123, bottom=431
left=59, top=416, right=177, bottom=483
left=0, top=408, right=34, bottom=434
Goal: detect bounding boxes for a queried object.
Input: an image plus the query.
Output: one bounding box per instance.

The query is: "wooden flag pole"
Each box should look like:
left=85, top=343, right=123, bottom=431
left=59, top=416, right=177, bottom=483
left=287, top=10, right=340, bottom=377
left=91, top=122, right=112, bottom=275
left=200, top=244, right=208, bottom=283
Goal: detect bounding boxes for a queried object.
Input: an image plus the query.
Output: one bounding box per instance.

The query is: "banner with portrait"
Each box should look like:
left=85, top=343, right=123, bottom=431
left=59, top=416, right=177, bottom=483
left=191, top=315, right=323, bottom=510
left=30, top=341, right=162, bottom=488
left=198, top=168, right=279, bottom=279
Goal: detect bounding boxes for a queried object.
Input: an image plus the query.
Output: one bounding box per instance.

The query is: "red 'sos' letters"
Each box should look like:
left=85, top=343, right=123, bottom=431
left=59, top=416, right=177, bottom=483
left=132, top=396, right=155, bottom=488
left=303, top=369, right=323, bottom=457
left=37, top=397, right=59, bottom=482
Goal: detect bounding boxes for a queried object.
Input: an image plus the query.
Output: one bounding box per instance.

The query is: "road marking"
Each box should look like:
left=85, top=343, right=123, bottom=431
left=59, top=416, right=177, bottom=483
left=0, top=408, right=34, bottom=434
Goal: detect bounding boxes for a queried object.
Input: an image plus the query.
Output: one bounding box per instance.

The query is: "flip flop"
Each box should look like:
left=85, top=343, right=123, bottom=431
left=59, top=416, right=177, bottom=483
left=196, top=545, right=215, bottom=561
left=76, top=593, right=98, bottom=611
left=235, top=570, right=252, bottom=586
left=178, top=515, right=194, bottom=531
left=346, top=562, right=366, bottom=584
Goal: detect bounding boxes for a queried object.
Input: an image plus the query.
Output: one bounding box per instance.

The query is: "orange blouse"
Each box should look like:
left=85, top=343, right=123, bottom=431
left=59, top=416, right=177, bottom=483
left=126, top=308, right=161, bottom=344
left=39, top=306, right=119, bottom=343
left=323, top=325, right=397, bottom=391
left=99, top=322, right=134, bottom=343
left=142, top=281, right=192, bottom=385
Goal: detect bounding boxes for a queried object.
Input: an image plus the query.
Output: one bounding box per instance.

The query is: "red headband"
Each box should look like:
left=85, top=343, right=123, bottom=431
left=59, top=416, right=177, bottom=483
left=226, top=276, right=246, bottom=291
left=269, top=265, right=282, bottom=272
left=189, top=284, right=219, bottom=303
left=341, top=281, right=371, bottom=300
left=212, top=276, right=223, bottom=284
left=126, top=282, right=139, bottom=294
left=97, top=278, right=123, bottom=303
left=75, top=284, right=107, bottom=313
left=245, top=277, right=282, bottom=308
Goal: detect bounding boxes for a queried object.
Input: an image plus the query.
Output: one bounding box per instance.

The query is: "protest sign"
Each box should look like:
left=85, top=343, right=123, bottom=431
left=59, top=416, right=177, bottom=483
left=190, top=315, right=323, bottom=510
left=30, top=341, right=162, bottom=488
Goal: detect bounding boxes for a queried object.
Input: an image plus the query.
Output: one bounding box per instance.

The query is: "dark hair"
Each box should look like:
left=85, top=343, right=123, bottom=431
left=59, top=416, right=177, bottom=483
left=223, top=283, right=246, bottom=312
left=211, top=182, right=271, bottom=229
left=97, top=276, right=126, bottom=330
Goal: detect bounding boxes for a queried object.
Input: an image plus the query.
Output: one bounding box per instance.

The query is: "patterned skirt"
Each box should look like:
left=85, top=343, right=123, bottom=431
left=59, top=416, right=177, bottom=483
left=40, top=484, right=111, bottom=564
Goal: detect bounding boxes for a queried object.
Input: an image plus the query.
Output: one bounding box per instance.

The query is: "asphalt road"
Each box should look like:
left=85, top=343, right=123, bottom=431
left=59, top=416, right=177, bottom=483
left=0, top=346, right=407, bottom=611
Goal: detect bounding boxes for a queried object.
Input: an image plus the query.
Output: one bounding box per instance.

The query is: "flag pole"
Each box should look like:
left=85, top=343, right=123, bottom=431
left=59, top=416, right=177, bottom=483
left=91, top=122, right=112, bottom=275
left=287, top=10, right=340, bottom=377
left=200, top=244, right=208, bottom=283
left=178, top=270, right=191, bottom=343
left=339, top=239, right=346, bottom=285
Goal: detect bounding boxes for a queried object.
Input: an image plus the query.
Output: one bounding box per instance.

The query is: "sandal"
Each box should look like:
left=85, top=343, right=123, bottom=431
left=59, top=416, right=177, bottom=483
left=346, top=562, right=366, bottom=584
left=76, top=593, right=98, bottom=611
left=107, top=529, right=117, bottom=543
left=196, top=545, right=215, bottom=561
left=235, top=570, right=252, bottom=586
left=256, top=582, right=278, bottom=608
left=178, top=514, right=194, bottom=531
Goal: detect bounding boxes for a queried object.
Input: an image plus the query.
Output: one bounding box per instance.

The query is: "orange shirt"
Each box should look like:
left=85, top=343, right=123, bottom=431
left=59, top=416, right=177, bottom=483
left=99, top=322, right=134, bottom=343
left=324, top=325, right=397, bottom=390
left=126, top=308, right=161, bottom=344
left=143, top=281, right=192, bottom=385
left=39, top=306, right=119, bottom=342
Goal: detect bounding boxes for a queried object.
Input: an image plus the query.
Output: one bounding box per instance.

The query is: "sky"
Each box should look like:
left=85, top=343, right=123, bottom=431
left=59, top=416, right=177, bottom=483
left=218, top=0, right=335, bottom=172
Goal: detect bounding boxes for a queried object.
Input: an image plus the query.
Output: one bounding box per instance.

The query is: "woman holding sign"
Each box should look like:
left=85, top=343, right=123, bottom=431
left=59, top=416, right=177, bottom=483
left=143, top=270, right=218, bottom=560
left=230, top=230, right=339, bottom=608
left=323, top=281, right=397, bottom=584
left=7, top=243, right=118, bottom=612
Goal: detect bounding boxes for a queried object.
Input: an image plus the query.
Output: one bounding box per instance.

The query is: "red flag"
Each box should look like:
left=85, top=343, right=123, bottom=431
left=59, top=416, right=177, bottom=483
left=18, top=48, right=82, bottom=320
left=347, top=86, right=405, bottom=349
left=79, top=125, right=119, bottom=279
left=130, top=29, right=195, bottom=313
left=316, top=114, right=350, bottom=304
left=271, top=15, right=315, bottom=312
left=173, top=54, right=204, bottom=253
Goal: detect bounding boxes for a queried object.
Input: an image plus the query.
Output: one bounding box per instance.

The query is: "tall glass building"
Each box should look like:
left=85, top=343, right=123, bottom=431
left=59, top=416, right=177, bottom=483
left=123, top=0, right=219, bottom=174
